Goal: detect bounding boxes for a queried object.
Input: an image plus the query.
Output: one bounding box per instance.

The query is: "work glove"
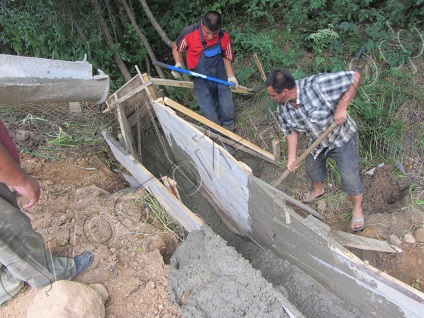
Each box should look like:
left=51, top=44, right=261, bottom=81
left=228, top=76, right=239, bottom=87
left=171, top=63, right=183, bottom=79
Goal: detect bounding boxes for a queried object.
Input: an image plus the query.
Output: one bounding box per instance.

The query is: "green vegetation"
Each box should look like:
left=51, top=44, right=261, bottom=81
left=0, top=0, right=422, bottom=178
left=140, top=195, right=186, bottom=241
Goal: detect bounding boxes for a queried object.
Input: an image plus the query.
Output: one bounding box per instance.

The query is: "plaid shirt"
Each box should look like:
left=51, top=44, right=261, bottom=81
left=278, top=71, right=358, bottom=158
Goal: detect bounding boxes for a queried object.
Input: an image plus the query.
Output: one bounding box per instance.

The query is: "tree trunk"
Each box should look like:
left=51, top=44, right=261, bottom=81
left=116, top=2, right=130, bottom=35
left=90, top=0, right=132, bottom=81
left=118, top=0, right=165, bottom=78
left=62, top=1, right=88, bottom=43
left=105, top=0, right=126, bottom=44
left=138, top=0, right=172, bottom=47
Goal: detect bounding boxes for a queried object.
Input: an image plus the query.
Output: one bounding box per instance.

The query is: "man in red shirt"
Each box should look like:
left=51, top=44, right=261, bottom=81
left=172, top=11, right=237, bottom=133
left=0, top=120, right=93, bottom=304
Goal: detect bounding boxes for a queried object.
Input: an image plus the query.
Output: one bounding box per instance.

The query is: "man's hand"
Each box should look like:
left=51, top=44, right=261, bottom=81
left=172, top=63, right=183, bottom=79
left=286, top=158, right=299, bottom=172
left=12, top=174, right=40, bottom=209
left=228, top=76, right=239, bottom=87
left=334, top=108, right=348, bottom=125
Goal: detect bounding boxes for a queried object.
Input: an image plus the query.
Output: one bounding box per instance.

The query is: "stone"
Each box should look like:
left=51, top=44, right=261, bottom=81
left=89, top=283, right=109, bottom=303
left=317, top=201, right=326, bottom=214
left=26, top=280, right=107, bottom=318
left=388, top=234, right=402, bottom=247
left=404, top=233, right=416, bottom=244
left=414, top=228, right=424, bottom=242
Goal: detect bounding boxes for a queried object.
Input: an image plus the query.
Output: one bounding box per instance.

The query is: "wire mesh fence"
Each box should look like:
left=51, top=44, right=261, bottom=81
left=0, top=101, right=119, bottom=161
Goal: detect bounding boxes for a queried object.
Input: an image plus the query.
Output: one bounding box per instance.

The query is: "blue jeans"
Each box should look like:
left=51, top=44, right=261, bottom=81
left=305, top=133, right=363, bottom=196
left=193, top=81, right=235, bottom=130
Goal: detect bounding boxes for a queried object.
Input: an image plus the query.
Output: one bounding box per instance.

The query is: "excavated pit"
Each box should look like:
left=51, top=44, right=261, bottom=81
left=141, top=126, right=361, bottom=318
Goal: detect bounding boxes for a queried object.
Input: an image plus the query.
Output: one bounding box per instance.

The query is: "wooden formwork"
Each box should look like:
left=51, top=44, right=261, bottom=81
left=104, top=75, right=424, bottom=318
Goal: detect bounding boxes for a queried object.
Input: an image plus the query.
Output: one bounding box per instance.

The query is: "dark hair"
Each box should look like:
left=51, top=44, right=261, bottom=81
left=265, top=69, right=296, bottom=93
left=202, top=11, right=222, bottom=32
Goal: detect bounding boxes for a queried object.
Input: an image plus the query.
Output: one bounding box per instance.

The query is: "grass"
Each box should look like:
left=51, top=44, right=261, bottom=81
left=46, top=127, right=97, bottom=147
left=141, top=194, right=186, bottom=241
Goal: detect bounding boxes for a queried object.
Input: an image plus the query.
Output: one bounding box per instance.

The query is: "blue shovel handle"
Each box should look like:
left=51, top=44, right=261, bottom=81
left=153, top=61, right=235, bottom=87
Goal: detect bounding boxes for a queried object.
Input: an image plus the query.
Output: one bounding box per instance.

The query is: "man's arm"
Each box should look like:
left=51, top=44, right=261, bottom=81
left=172, top=41, right=184, bottom=66
left=285, top=131, right=299, bottom=172
left=334, top=70, right=361, bottom=125
left=223, top=58, right=235, bottom=78
left=0, top=143, right=40, bottom=208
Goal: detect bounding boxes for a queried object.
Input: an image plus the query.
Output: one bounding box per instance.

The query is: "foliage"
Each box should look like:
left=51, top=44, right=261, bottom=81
left=0, top=0, right=422, bottom=169
left=141, top=194, right=186, bottom=241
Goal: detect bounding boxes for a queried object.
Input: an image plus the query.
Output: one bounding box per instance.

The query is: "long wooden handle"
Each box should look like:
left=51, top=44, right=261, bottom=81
left=254, top=54, right=267, bottom=82
left=271, top=122, right=338, bottom=187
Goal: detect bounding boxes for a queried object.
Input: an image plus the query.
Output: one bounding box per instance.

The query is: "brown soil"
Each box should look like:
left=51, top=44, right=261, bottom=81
left=1, top=103, right=423, bottom=316
left=0, top=152, right=182, bottom=318
left=236, top=117, right=424, bottom=294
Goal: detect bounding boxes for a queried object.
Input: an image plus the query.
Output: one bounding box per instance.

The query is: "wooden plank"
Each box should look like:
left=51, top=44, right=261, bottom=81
left=150, top=77, right=252, bottom=94
left=127, top=101, right=153, bottom=128
left=301, top=215, right=399, bottom=253
left=191, top=124, right=277, bottom=164
left=102, top=130, right=204, bottom=232
left=151, top=97, right=424, bottom=317
left=329, top=229, right=399, bottom=253
left=116, top=100, right=138, bottom=161
left=135, top=66, right=157, bottom=101
left=106, top=75, right=143, bottom=111
left=164, top=97, right=277, bottom=161
left=272, top=217, right=424, bottom=318
left=153, top=100, right=255, bottom=233
left=150, top=78, right=195, bottom=89
left=259, top=177, right=324, bottom=220
left=107, top=81, right=152, bottom=109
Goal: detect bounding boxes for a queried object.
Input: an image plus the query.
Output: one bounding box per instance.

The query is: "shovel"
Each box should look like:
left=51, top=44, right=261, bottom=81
left=271, top=122, right=338, bottom=187
left=153, top=61, right=262, bottom=93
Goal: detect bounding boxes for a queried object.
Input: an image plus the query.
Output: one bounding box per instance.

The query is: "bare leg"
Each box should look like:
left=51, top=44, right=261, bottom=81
left=311, top=181, right=325, bottom=198
left=350, top=194, right=364, bottom=230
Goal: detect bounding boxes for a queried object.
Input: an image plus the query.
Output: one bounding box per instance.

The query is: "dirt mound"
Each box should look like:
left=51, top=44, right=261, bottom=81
left=0, top=153, right=182, bottom=318
left=363, top=165, right=409, bottom=214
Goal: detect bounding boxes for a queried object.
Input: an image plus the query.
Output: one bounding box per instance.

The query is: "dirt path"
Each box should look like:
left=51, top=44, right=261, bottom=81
left=0, top=153, right=182, bottom=317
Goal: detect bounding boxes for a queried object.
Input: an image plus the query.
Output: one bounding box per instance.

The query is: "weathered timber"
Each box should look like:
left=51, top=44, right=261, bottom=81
left=191, top=124, right=277, bottom=164
left=329, top=228, right=400, bottom=253
left=116, top=102, right=138, bottom=160
left=164, top=97, right=276, bottom=161
left=102, top=130, right=204, bottom=232
left=152, top=99, right=424, bottom=317
left=150, top=77, right=252, bottom=94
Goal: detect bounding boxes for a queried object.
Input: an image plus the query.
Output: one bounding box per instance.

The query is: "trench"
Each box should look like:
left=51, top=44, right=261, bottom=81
left=141, top=126, right=361, bottom=318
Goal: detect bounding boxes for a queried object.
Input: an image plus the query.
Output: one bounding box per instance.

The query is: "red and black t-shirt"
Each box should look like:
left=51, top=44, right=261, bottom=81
left=175, top=24, right=234, bottom=70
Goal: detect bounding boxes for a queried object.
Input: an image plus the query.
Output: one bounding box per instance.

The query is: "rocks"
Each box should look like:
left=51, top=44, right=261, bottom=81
left=404, top=233, right=416, bottom=244
left=317, top=200, right=326, bottom=214
left=26, top=281, right=108, bottom=318
left=414, top=228, right=424, bottom=242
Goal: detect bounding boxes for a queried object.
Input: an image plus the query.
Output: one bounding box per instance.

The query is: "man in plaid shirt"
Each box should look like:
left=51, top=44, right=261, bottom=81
left=265, top=69, right=364, bottom=232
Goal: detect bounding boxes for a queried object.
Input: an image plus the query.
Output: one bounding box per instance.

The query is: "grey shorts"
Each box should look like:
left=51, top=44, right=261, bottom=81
left=305, top=133, right=363, bottom=196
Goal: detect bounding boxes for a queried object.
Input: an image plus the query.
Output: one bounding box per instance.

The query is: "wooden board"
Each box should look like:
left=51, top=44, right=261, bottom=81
left=151, top=100, right=424, bottom=317
left=164, top=97, right=276, bottom=161
left=150, top=77, right=253, bottom=94
left=102, top=130, right=204, bottom=232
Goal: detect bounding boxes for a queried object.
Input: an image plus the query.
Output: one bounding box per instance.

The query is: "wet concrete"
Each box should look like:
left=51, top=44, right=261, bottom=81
left=142, top=127, right=361, bottom=318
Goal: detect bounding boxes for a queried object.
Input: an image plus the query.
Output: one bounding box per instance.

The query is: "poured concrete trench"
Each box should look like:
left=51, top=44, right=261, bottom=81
left=104, top=78, right=424, bottom=317
left=141, top=127, right=363, bottom=318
